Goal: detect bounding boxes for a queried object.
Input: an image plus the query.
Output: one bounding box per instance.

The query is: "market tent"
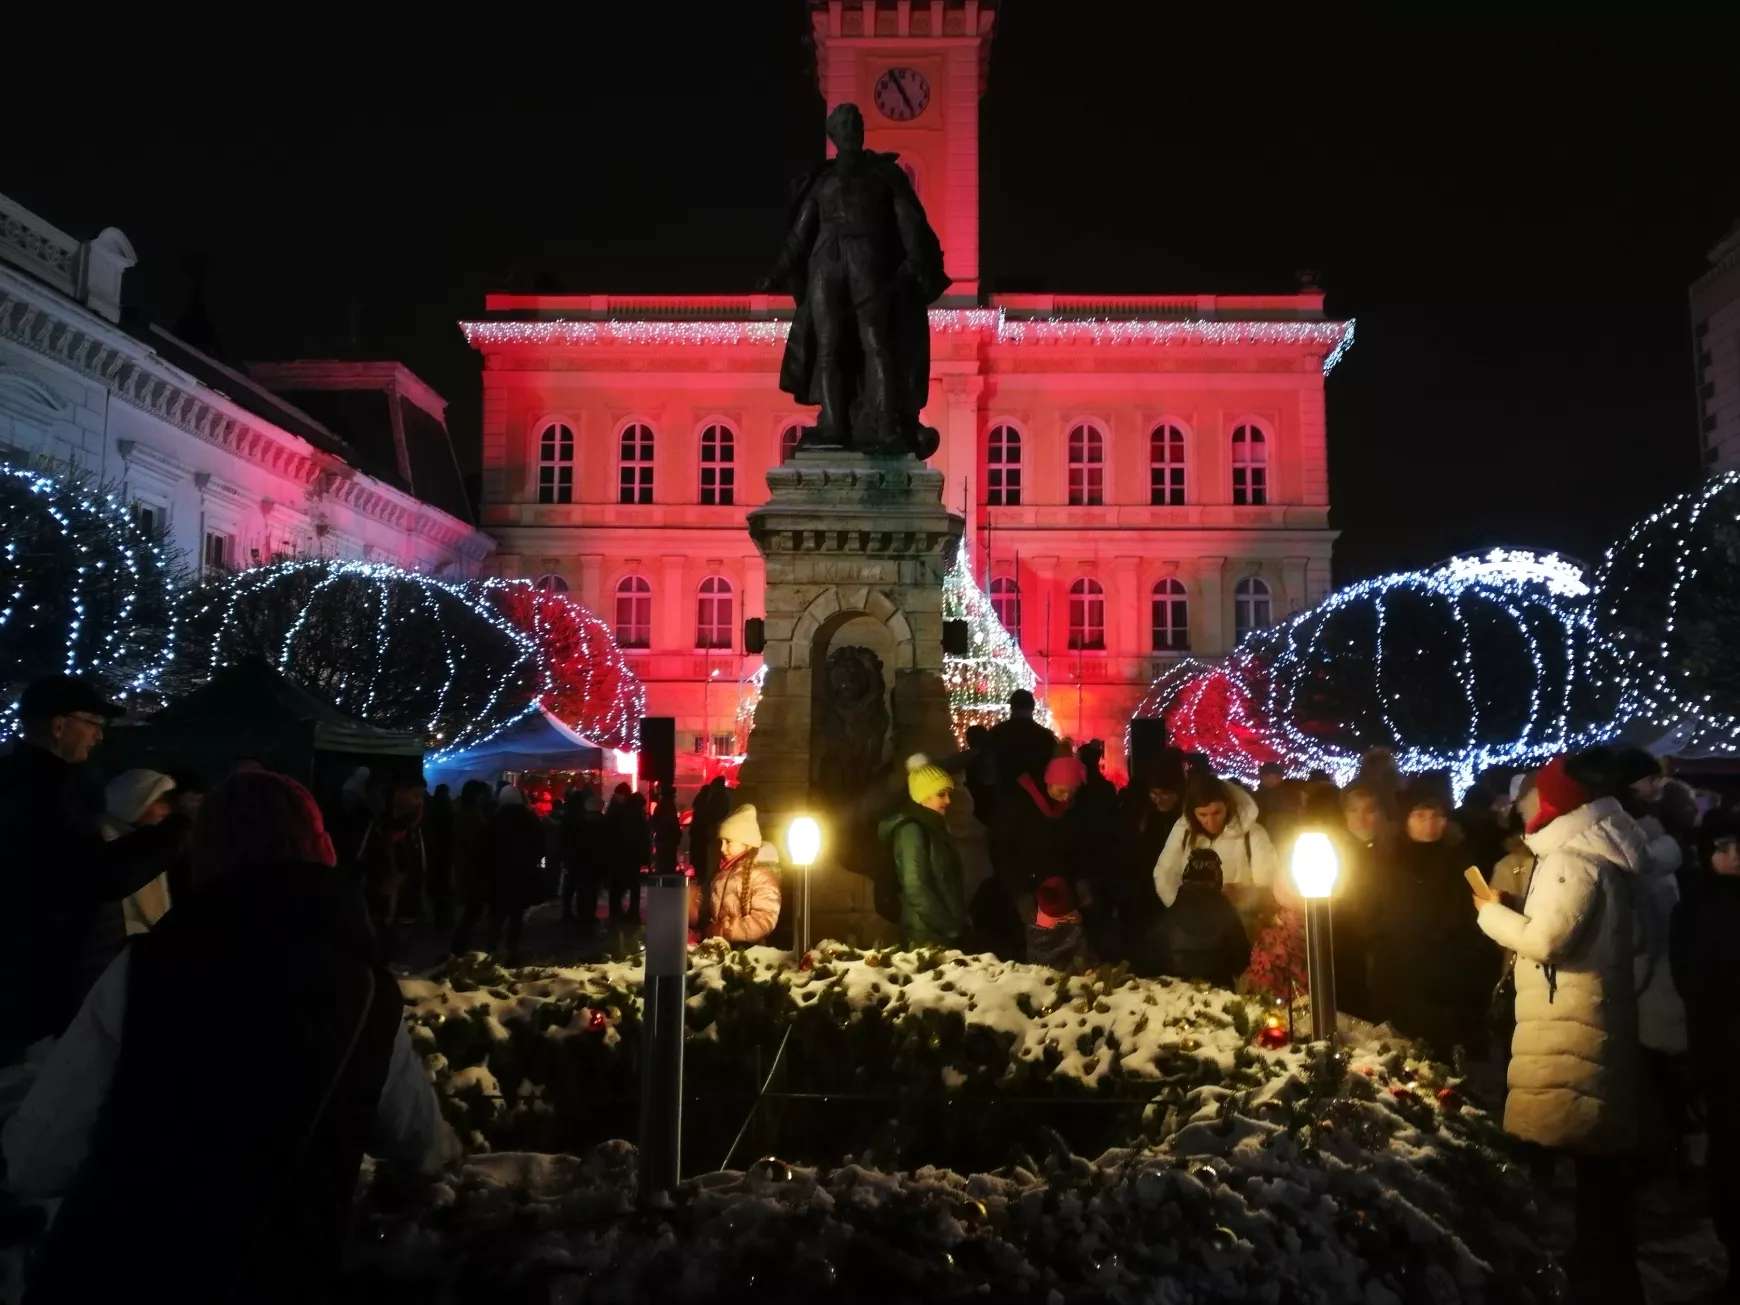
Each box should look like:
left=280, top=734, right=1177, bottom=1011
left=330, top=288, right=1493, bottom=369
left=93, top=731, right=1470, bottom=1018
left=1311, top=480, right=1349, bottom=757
left=426, top=706, right=604, bottom=785
left=105, top=656, right=423, bottom=784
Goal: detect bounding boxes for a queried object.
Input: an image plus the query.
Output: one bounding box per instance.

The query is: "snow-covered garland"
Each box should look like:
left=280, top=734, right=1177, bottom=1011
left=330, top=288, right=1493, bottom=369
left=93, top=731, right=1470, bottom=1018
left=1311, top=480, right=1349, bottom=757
left=1134, top=549, right=1623, bottom=795
left=375, top=946, right=1557, bottom=1302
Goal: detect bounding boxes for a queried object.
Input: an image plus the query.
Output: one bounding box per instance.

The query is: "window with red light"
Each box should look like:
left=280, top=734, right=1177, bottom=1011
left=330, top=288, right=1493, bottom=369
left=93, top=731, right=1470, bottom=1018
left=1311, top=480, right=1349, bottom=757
left=1234, top=576, right=1272, bottom=640
left=618, top=423, right=654, bottom=504
left=614, top=575, right=652, bottom=648
left=533, top=574, right=569, bottom=593
left=696, top=576, right=734, bottom=650
left=779, top=423, right=803, bottom=464
left=986, top=424, right=1021, bottom=506
left=1067, top=423, right=1104, bottom=506
left=1068, top=577, right=1105, bottom=650
left=1149, top=424, right=1186, bottom=506
left=537, top=421, right=574, bottom=504
left=990, top=576, right=1020, bottom=644
left=699, top=424, right=735, bottom=505
left=1231, top=424, right=1268, bottom=506
left=1151, top=577, right=1189, bottom=651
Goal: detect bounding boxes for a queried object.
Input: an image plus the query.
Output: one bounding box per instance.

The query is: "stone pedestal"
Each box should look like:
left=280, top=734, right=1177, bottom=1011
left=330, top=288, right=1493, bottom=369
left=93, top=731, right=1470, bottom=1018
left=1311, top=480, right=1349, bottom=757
left=736, top=450, right=964, bottom=946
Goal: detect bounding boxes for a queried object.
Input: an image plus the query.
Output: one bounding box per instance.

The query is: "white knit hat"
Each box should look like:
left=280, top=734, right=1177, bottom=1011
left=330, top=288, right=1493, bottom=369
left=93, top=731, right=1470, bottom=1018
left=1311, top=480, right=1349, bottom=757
left=718, top=803, right=761, bottom=848
left=104, top=769, right=176, bottom=826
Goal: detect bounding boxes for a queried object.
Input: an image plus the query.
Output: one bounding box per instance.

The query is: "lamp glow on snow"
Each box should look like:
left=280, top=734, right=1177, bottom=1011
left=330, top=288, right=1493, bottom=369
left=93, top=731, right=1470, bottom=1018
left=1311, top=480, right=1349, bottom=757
left=788, top=816, right=822, bottom=958
left=1290, top=831, right=1340, bottom=1041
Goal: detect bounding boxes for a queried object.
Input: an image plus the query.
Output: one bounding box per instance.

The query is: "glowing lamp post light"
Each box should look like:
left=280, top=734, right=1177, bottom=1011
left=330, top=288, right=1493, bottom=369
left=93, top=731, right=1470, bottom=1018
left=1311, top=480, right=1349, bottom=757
left=788, top=816, right=822, bottom=958
left=1290, top=831, right=1341, bottom=1041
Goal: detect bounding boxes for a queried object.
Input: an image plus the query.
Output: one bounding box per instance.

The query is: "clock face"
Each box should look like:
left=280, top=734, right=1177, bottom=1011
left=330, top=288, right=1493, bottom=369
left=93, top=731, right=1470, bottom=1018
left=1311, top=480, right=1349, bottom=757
left=873, top=67, right=930, bottom=121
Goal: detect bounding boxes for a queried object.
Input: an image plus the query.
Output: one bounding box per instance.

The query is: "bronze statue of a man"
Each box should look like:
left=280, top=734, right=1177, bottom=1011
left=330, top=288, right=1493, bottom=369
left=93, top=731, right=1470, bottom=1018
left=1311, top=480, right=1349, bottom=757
left=760, top=103, right=949, bottom=458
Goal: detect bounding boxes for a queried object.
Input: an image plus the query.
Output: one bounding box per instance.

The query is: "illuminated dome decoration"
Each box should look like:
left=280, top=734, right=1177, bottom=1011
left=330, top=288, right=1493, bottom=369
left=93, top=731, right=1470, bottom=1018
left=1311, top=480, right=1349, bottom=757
left=0, top=462, right=178, bottom=733
left=1135, top=550, right=1622, bottom=791
left=468, top=579, right=646, bottom=752
left=942, top=542, right=1050, bottom=741
left=168, top=561, right=544, bottom=750
left=1596, top=471, right=1740, bottom=752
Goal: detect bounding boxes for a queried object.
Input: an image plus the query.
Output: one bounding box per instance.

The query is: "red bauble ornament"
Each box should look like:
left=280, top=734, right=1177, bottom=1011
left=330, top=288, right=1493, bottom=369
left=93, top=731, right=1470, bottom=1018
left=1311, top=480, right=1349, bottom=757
left=1436, top=1087, right=1462, bottom=1111
left=587, top=1009, right=608, bottom=1032
left=1254, top=1016, right=1290, bottom=1049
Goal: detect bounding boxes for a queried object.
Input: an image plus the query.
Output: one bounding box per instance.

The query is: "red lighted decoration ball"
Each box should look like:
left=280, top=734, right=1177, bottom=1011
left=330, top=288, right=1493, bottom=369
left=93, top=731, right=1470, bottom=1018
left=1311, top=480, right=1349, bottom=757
left=1254, top=1014, right=1290, bottom=1049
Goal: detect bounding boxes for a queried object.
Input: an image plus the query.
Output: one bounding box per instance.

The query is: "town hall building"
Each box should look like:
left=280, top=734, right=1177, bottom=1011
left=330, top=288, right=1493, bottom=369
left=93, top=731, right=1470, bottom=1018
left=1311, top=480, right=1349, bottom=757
left=467, top=0, right=1351, bottom=785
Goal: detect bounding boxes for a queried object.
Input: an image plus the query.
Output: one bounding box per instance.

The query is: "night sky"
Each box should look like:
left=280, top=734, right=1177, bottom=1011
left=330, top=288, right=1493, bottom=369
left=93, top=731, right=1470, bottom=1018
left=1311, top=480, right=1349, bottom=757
left=8, top=6, right=1738, bottom=581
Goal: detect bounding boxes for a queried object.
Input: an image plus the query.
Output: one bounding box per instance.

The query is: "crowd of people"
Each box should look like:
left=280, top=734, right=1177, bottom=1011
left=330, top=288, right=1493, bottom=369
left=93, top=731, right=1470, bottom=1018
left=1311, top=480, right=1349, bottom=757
left=6, top=667, right=1740, bottom=1301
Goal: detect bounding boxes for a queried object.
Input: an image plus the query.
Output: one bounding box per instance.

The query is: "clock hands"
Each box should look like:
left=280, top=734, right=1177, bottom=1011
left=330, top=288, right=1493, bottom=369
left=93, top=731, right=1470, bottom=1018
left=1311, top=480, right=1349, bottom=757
left=892, top=71, right=917, bottom=116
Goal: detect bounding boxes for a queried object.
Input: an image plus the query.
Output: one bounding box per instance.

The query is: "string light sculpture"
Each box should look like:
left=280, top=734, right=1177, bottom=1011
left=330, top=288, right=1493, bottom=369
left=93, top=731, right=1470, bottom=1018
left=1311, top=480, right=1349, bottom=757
left=1595, top=470, right=1740, bottom=752
left=1133, top=550, right=1622, bottom=794
left=0, top=461, right=178, bottom=736
left=942, top=542, right=1051, bottom=742
left=466, top=579, right=647, bottom=752
left=168, top=560, right=544, bottom=750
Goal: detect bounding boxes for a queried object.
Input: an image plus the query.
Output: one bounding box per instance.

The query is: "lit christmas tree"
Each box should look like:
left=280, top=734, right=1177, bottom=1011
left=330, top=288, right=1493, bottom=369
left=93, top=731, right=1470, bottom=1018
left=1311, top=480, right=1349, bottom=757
left=0, top=460, right=180, bottom=733
left=167, top=560, right=544, bottom=749
left=942, top=542, right=1050, bottom=741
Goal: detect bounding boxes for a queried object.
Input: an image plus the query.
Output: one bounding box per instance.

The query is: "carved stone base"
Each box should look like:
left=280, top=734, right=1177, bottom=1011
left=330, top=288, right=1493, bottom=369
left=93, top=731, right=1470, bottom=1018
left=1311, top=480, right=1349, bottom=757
left=736, top=450, right=964, bottom=947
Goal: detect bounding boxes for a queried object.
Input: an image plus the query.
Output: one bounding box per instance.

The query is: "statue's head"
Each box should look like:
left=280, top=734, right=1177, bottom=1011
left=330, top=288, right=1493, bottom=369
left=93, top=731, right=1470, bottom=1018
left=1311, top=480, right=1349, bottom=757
left=826, top=102, right=865, bottom=154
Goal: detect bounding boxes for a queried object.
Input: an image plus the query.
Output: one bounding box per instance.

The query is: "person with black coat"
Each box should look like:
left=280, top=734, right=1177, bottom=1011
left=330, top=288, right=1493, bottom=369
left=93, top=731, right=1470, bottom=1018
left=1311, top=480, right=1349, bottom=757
left=423, top=782, right=455, bottom=928
left=2, top=767, right=451, bottom=1303
left=985, top=689, right=1058, bottom=807
left=0, top=676, right=190, bottom=1063
left=1116, top=752, right=1185, bottom=970
left=486, top=785, right=547, bottom=962
left=602, top=785, right=653, bottom=935
left=1368, top=782, right=1498, bottom=1059
left=1154, top=849, right=1251, bottom=987
left=560, top=787, right=606, bottom=927
left=1671, top=819, right=1740, bottom=1292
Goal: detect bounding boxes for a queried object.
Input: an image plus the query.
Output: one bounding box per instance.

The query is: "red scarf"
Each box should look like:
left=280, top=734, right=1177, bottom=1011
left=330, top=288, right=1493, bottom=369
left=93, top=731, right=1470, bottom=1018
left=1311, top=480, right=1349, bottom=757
left=1017, top=774, right=1068, bottom=819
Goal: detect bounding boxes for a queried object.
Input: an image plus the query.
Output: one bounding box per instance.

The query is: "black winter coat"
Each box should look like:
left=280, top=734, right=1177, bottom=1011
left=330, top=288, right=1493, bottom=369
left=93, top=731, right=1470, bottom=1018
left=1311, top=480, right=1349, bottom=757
left=488, top=804, right=548, bottom=910
left=25, top=864, right=403, bottom=1304
left=0, top=742, right=187, bottom=1061
left=1671, top=873, right=1740, bottom=1091
left=1154, top=884, right=1251, bottom=988
left=986, top=714, right=1058, bottom=803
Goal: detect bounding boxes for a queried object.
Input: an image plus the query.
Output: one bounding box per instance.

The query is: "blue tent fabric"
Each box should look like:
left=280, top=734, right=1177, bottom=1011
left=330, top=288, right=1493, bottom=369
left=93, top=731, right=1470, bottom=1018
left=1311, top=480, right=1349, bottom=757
left=428, top=707, right=604, bottom=783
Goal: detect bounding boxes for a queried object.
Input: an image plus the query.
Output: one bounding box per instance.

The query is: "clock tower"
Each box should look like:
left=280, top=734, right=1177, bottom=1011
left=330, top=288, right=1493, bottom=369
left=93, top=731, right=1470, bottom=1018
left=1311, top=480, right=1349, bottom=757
left=809, top=0, right=996, bottom=303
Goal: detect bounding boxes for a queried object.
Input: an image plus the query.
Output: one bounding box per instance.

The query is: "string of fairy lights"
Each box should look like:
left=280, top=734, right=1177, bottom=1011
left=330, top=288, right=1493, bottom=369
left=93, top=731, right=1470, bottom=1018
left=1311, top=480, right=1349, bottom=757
left=1135, top=550, right=1623, bottom=795
left=1, top=462, right=178, bottom=736
left=941, top=541, right=1051, bottom=741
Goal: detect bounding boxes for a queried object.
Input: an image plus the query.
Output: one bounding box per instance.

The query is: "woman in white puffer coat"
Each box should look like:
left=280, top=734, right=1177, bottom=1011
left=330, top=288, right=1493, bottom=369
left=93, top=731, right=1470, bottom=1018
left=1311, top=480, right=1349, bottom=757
left=1475, top=755, right=1645, bottom=1304
left=1152, top=774, right=1279, bottom=925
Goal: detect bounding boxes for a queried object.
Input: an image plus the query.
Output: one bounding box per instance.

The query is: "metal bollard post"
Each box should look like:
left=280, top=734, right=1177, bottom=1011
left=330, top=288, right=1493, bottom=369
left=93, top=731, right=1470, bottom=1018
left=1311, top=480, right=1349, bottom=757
left=1305, top=896, right=1338, bottom=1042
left=639, top=872, right=687, bottom=1201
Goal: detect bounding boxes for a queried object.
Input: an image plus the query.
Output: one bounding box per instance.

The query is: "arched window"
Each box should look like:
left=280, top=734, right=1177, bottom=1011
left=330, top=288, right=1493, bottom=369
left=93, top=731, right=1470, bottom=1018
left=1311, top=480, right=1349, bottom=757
left=779, top=423, right=803, bottom=464
left=986, top=424, right=1021, bottom=506
left=533, top=574, right=569, bottom=593
left=1067, top=423, right=1105, bottom=506
left=1149, top=423, right=1186, bottom=506
left=900, top=160, right=920, bottom=198
left=1068, top=577, right=1105, bottom=650
left=536, top=421, right=574, bottom=504
left=1151, top=578, right=1189, bottom=651
left=696, top=576, right=734, bottom=650
left=614, top=575, right=652, bottom=648
left=990, top=576, right=1020, bottom=644
left=699, top=423, right=735, bottom=505
left=618, top=423, right=655, bottom=504
left=1234, top=576, right=1272, bottom=640
left=1231, top=424, right=1268, bottom=506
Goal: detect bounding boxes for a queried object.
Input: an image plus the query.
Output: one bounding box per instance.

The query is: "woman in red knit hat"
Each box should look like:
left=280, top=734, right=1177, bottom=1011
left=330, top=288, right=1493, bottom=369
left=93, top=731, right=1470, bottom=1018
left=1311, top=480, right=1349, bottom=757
left=1474, top=752, right=1650, bottom=1304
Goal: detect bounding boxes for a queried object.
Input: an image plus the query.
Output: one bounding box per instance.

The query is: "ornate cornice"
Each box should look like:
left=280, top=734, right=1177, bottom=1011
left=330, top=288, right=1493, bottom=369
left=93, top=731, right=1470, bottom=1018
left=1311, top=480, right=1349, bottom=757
left=0, top=270, right=492, bottom=561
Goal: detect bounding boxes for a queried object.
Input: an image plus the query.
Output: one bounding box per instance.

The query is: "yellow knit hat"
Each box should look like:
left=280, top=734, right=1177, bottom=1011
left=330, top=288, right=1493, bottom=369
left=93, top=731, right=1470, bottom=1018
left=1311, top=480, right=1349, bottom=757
left=907, top=764, right=954, bottom=804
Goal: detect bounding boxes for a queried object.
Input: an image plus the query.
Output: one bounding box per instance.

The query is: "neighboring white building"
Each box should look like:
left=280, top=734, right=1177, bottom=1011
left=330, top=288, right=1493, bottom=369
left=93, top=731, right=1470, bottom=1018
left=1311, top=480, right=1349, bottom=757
left=1692, top=220, right=1740, bottom=473
left=0, top=190, right=492, bottom=576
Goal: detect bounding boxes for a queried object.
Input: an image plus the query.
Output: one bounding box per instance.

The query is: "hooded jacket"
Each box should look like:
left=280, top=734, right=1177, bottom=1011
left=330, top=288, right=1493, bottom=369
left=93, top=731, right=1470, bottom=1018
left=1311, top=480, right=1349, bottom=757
left=879, top=802, right=967, bottom=947
left=1152, top=782, right=1278, bottom=908
left=1476, top=796, right=1645, bottom=1153
left=708, top=842, right=782, bottom=944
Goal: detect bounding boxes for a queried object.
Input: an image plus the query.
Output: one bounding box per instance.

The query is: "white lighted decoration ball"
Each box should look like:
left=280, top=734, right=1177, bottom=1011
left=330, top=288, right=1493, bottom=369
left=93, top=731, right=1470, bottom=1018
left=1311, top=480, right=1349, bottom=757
left=1290, top=832, right=1340, bottom=899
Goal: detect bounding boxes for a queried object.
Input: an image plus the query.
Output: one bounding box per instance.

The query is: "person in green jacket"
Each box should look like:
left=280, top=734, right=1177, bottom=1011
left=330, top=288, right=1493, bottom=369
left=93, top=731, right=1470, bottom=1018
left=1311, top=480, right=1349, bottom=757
left=879, top=763, right=968, bottom=949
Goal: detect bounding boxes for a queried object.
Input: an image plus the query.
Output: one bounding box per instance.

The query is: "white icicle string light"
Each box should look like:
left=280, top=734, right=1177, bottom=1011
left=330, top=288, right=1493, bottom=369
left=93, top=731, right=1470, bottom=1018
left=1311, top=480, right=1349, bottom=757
left=940, top=541, right=1051, bottom=741
left=1134, top=548, right=1618, bottom=796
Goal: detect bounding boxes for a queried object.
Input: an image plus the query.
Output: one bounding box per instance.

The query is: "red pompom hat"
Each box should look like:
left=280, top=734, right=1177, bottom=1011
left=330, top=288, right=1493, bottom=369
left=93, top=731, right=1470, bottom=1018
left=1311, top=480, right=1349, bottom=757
left=1528, top=755, right=1593, bottom=835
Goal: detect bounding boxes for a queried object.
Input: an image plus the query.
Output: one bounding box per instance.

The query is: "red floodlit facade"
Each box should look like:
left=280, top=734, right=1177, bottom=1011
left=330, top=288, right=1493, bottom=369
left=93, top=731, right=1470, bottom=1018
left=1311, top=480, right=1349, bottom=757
left=467, top=0, right=1350, bottom=786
